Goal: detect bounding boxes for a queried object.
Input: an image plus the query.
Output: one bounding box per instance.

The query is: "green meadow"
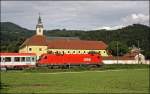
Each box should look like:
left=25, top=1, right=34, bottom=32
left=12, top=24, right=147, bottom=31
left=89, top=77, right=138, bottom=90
left=1, top=68, right=149, bottom=93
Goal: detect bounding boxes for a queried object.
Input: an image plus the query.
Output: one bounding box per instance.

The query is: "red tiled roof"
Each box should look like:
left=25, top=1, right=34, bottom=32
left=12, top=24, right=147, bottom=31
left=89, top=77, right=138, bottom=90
left=21, top=35, right=108, bottom=50
left=20, top=35, right=48, bottom=47
left=123, top=52, right=139, bottom=57
left=48, top=39, right=108, bottom=50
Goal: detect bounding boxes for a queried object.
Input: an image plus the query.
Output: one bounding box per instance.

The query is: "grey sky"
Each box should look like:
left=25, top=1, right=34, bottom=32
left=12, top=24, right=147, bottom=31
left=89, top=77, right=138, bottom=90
left=1, top=1, right=149, bottom=30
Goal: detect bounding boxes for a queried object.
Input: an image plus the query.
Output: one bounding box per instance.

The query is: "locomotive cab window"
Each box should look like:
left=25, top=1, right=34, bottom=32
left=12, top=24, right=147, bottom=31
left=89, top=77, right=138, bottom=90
left=44, top=56, right=47, bottom=59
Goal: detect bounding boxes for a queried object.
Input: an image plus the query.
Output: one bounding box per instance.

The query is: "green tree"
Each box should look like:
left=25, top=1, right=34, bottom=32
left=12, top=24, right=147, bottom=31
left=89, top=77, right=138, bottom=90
left=108, top=41, right=129, bottom=56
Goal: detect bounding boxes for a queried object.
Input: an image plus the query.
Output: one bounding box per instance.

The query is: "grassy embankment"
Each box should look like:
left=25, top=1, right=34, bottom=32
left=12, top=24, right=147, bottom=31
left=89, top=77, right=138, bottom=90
left=0, top=64, right=149, bottom=93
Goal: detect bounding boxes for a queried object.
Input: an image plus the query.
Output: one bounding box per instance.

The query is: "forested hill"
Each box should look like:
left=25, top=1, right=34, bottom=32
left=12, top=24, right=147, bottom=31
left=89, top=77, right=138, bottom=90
left=0, top=22, right=150, bottom=58
left=0, top=22, right=34, bottom=52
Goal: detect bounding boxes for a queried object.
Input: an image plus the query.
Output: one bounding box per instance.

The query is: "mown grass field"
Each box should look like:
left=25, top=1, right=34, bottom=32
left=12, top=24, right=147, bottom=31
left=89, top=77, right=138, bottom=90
left=1, top=67, right=149, bottom=93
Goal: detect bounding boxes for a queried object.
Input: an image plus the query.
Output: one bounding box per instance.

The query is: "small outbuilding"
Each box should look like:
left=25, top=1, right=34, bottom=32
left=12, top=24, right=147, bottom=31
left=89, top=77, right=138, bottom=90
left=102, top=48, right=147, bottom=64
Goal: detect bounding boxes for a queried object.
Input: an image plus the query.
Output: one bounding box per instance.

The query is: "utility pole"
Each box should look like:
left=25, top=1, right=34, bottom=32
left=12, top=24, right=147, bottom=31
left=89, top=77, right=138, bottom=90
left=117, top=41, right=119, bottom=64
left=137, top=40, right=140, bottom=64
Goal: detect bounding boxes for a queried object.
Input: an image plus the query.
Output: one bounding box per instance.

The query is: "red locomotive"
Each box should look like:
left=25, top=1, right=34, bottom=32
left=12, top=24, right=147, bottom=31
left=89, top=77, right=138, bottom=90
left=37, top=54, right=103, bottom=67
left=0, top=52, right=103, bottom=70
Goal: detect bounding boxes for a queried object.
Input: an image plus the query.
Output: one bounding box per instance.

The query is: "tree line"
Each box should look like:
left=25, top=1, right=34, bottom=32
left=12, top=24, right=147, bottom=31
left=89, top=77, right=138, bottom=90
left=1, top=22, right=150, bottom=59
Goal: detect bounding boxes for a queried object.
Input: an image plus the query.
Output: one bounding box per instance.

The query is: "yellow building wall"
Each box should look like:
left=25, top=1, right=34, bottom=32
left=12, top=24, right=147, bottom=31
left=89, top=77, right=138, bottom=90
left=19, top=46, right=28, bottom=53
left=48, top=49, right=108, bottom=56
left=19, top=46, right=109, bottom=57
left=19, top=45, right=48, bottom=57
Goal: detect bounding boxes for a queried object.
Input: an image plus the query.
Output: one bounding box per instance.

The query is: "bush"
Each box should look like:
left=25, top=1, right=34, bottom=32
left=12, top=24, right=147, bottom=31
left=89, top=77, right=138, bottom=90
left=22, top=64, right=149, bottom=73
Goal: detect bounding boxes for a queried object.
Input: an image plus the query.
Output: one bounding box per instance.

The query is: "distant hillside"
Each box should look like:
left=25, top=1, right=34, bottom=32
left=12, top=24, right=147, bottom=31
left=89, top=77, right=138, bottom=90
left=45, top=24, right=150, bottom=58
left=0, top=22, right=150, bottom=58
left=1, top=22, right=34, bottom=37
left=0, top=22, right=34, bottom=52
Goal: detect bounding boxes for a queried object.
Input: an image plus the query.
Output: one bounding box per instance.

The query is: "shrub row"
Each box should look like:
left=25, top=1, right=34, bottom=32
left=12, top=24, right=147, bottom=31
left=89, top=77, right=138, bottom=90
left=22, top=64, right=149, bottom=73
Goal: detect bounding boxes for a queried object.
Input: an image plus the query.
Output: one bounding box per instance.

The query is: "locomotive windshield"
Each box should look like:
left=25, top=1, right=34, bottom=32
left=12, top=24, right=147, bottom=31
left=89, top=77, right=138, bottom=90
left=44, top=56, right=47, bottom=59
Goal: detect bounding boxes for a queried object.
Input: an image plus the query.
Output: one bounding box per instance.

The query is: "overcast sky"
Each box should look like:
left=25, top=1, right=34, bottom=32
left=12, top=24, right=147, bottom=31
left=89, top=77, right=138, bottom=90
left=1, top=1, right=149, bottom=30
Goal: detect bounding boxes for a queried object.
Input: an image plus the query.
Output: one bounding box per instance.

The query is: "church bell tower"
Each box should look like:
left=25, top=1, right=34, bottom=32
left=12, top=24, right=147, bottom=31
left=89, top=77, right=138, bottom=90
left=36, top=13, right=44, bottom=35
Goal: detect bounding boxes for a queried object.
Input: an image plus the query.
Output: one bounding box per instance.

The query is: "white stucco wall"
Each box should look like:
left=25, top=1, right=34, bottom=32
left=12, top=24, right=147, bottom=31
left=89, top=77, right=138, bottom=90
left=103, top=60, right=149, bottom=64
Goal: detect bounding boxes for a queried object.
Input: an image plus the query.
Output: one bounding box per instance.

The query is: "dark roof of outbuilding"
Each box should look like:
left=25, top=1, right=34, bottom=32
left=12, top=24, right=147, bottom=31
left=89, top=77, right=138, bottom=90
left=102, top=56, right=135, bottom=60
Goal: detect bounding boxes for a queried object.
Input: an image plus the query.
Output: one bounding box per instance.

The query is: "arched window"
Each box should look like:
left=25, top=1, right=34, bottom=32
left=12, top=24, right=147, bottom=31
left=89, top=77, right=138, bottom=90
left=39, top=48, right=42, bottom=51
left=29, top=48, right=32, bottom=51
left=62, top=51, right=65, bottom=54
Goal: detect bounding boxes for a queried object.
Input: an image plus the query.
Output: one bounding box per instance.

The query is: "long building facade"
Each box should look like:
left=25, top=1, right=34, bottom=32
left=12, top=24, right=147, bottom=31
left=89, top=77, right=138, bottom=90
left=19, top=15, right=109, bottom=58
